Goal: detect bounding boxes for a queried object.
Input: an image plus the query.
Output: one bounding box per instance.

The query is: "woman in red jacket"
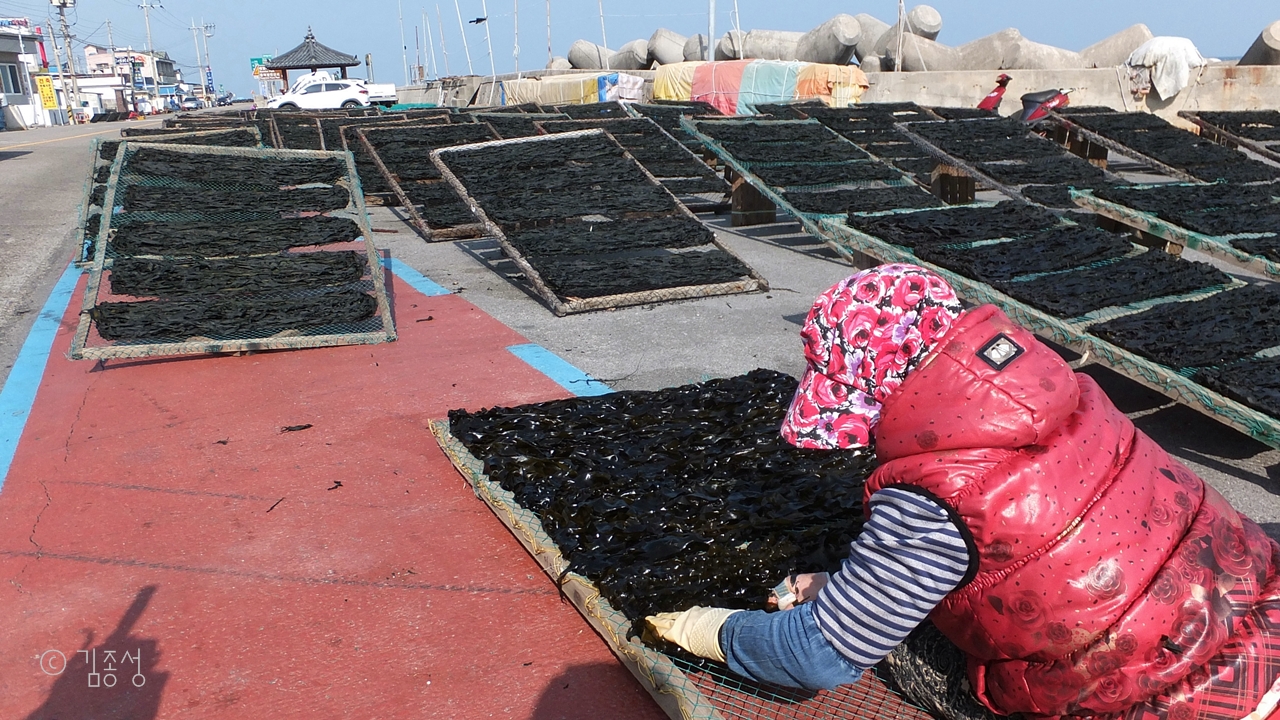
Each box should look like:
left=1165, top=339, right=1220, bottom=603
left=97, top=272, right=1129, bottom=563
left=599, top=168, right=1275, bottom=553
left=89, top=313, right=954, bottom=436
left=648, top=264, right=1280, bottom=720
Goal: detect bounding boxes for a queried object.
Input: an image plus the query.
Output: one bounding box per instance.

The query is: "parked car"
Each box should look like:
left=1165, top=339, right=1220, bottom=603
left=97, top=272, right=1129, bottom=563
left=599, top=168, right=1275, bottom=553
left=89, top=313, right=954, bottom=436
left=266, top=80, right=371, bottom=110
left=180, top=96, right=203, bottom=111
left=215, top=93, right=234, bottom=107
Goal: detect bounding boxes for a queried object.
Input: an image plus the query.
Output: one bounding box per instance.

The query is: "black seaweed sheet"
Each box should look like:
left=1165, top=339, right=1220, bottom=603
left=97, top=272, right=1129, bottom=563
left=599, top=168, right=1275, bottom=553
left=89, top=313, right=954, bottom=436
left=976, top=156, right=1110, bottom=187
left=108, top=216, right=362, bottom=257
left=439, top=133, right=679, bottom=224
left=505, top=217, right=715, bottom=257
left=697, top=122, right=841, bottom=145
left=720, top=140, right=871, bottom=164
left=1230, top=235, right=1280, bottom=262
left=125, top=147, right=349, bottom=187
left=121, top=184, right=350, bottom=214
left=447, top=369, right=875, bottom=626
left=91, top=287, right=377, bottom=341
left=1196, top=111, right=1280, bottom=142
left=1090, top=284, right=1280, bottom=369
left=995, top=251, right=1230, bottom=319
left=400, top=181, right=478, bottom=228
left=750, top=161, right=902, bottom=187
left=108, top=251, right=367, bottom=297
left=784, top=186, right=944, bottom=215
left=1195, top=357, right=1280, bottom=419
left=914, top=226, right=1134, bottom=283
left=529, top=249, right=751, bottom=299
left=845, top=201, right=1060, bottom=248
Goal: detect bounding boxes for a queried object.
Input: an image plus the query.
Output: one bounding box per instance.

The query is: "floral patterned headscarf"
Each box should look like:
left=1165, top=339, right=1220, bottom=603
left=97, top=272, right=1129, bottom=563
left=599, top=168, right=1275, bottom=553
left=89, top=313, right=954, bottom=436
left=780, top=264, right=964, bottom=450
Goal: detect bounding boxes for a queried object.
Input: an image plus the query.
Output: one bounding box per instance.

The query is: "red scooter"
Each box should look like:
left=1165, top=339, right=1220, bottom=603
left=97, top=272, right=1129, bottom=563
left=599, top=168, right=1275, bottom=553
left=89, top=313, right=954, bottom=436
left=1018, top=88, right=1071, bottom=122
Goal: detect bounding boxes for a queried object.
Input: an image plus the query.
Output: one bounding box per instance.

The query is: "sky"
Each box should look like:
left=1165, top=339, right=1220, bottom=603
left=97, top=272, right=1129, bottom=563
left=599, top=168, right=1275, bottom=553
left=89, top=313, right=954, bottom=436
left=0, top=0, right=1275, bottom=95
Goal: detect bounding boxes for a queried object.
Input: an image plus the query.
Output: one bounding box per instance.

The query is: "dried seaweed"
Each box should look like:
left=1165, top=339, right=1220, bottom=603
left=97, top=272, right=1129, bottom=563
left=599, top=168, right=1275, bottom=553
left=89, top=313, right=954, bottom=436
left=863, top=142, right=930, bottom=159
left=109, top=216, right=362, bottom=257
left=121, top=184, right=350, bottom=214
left=995, top=251, right=1230, bottom=319
left=1020, top=184, right=1089, bottom=209
left=90, top=184, right=107, bottom=208
left=914, top=226, right=1134, bottom=283
left=122, top=128, right=260, bottom=147
left=881, top=622, right=1005, bottom=720
left=317, top=115, right=406, bottom=152
left=478, top=113, right=570, bottom=139
left=556, top=101, right=629, bottom=119
left=660, top=177, right=731, bottom=195
left=845, top=201, right=1060, bottom=247
left=1195, top=357, right=1280, bottom=418
left=719, top=140, right=870, bottom=164
left=751, top=161, right=902, bottom=188
left=438, top=133, right=679, bottom=224
left=785, top=186, right=944, bottom=214
left=447, top=369, right=875, bottom=625
left=108, top=251, right=367, bottom=297
left=275, top=119, right=323, bottom=150
left=505, top=217, right=715, bottom=257
left=698, top=122, right=841, bottom=145
left=99, top=141, right=120, bottom=161
left=94, top=165, right=112, bottom=183
left=90, top=287, right=377, bottom=341
left=359, top=123, right=498, bottom=184
left=1196, top=111, right=1280, bottom=142
left=929, top=107, right=996, bottom=121
left=1230, top=235, right=1280, bottom=262
left=400, top=181, right=478, bottom=228
left=976, top=156, right=1110, bottom=187
left=1093, top=183, right=1280, bottom=236
left=890, top=157, right=939, bottom=184
left=1090, top=284, right=1280, bottom=368
left=125, top=147, right=349, bottom=187
left=529, top=249, right=752, bottom=299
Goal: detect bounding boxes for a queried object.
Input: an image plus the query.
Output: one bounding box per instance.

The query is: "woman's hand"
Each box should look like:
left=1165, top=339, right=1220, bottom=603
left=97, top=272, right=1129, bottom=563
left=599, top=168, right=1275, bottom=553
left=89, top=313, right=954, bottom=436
left=767, top=572, right=830, bottom=610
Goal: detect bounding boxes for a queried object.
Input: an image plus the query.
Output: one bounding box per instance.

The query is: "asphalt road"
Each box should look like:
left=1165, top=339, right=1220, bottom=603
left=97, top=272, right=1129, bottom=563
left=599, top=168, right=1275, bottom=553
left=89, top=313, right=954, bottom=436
left=0, top=120, right=1275, bottom=538
left=0, top=119, right=161, bottom=378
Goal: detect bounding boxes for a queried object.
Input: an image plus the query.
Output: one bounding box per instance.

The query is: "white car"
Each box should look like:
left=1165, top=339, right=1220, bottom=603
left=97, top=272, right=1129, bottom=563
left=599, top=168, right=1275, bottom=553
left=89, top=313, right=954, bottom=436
left=267, top=80, right=371, bottom=110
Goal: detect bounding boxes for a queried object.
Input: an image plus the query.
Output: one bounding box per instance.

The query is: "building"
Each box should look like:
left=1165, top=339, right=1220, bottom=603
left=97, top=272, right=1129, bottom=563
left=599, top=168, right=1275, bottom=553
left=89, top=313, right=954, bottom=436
left=0, top=18, right=53, bottom=129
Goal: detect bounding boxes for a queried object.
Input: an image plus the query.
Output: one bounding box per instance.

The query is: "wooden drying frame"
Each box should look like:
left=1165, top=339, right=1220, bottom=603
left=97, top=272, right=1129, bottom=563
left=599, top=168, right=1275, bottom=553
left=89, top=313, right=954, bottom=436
left=431, top=129, right=769, bottom=316
left=69, top=142, right=397, bottom=361
left=349, top=120, right=487, bottom=241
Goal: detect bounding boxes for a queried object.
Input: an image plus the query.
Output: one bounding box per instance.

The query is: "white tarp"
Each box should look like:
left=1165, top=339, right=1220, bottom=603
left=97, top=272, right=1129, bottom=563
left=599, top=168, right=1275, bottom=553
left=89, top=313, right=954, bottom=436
left=1125, top=36, right=1207, bottom=99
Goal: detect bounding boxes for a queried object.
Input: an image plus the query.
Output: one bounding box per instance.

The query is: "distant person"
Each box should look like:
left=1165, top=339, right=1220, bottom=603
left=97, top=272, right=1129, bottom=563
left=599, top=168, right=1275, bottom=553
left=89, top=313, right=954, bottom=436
left=649, top=265, right=1280, bottom=720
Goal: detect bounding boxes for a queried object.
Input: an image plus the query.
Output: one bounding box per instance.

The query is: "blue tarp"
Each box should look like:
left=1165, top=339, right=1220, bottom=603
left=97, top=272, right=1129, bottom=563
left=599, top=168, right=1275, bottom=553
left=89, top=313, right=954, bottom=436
left=735, top=60, right=805, bottom=115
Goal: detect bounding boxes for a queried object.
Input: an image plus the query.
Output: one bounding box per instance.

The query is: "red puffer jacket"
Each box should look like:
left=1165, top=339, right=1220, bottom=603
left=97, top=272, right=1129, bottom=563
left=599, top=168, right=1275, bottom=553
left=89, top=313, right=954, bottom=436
left=867, top=305, right=1280, bottom=720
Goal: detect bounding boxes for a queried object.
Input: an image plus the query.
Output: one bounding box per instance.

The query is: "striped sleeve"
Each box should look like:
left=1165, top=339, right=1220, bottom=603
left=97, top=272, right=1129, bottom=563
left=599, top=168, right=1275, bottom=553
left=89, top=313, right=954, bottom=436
left=811, top=485, right=975, bottom=669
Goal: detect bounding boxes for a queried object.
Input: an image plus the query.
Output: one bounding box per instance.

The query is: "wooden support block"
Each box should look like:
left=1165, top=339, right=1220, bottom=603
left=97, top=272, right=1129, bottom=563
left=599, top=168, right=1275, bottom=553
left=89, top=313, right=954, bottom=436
left=730, top=178, right=777, bottom=226
left=930, top=164, right=975, bottom=204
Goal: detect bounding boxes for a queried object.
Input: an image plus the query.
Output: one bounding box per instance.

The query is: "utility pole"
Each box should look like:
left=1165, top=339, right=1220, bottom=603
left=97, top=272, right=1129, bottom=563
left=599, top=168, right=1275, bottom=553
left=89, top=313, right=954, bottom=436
left=546, top=0, right=552, bottom=67
left=52, top=1, right=81, bottom=122
left=414, top=25, right=421, bottom=82
left=598, top=0, right=608, bottom=69
left=398, top=0, right=409, bottom=87
left=139, top=0, right=160, bottom=105
left=513, top=0, right=519, bottom=76
left=201, top=20, right=215, bottom=96
left=47, top=20, right=73, bottom=124
left=708, top=0, right=715, bottom=61
left=454, top=0, right=473, bottom=75
left=895, top=0, right=905, bottom=72
left=189, top=19, right=205, bottom=94
left=436, top=5, right=451, bottom=76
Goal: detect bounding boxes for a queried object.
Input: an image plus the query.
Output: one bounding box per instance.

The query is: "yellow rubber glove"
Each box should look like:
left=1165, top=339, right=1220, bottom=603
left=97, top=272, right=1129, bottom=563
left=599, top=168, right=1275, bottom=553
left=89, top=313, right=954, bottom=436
left=644, top=606, right=742, bottom=662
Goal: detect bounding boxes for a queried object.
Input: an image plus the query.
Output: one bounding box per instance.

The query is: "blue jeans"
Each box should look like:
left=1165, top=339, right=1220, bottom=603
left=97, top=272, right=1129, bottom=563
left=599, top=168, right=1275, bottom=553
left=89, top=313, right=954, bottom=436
left=718, top=605, right=864, bottom=690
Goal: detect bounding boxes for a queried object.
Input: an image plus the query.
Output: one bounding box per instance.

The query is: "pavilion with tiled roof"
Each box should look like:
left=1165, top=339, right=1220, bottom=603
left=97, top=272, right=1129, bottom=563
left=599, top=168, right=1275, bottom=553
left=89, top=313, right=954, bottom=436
left=265, top=28, right=361, bottom=85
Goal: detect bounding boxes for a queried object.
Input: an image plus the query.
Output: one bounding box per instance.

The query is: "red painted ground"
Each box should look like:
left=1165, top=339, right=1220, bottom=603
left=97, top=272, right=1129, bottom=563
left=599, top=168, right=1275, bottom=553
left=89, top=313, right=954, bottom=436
left=0, top=273, right=668, bottom=719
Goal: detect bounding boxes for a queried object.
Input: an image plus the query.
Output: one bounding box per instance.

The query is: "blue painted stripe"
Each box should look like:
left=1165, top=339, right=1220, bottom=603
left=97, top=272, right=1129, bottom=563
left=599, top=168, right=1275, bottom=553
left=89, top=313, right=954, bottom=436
left=0, top=263, right=80, bottom=490
left=507, top=344, right=612, bottom=397
left=385, top=258, right=451, bottom=297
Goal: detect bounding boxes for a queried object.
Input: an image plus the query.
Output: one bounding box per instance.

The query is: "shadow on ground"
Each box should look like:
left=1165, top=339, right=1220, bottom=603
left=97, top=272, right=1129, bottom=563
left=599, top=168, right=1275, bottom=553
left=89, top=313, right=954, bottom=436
left=24, top=585, right=168, bottom=720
